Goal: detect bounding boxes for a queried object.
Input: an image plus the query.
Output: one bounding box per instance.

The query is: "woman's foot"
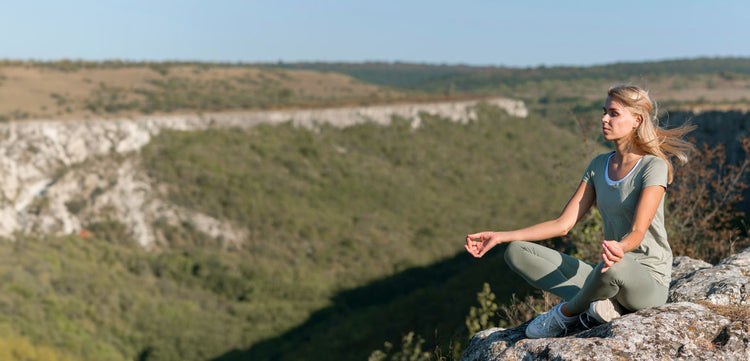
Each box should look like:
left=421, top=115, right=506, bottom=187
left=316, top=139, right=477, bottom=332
left=525, top=303, right=578, bottom=338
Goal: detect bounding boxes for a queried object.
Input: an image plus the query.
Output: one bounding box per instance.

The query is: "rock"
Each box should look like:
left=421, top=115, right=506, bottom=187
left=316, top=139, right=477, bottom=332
left=670, top=256, right=712, bottom=285
left=670, top=247, right=750, bottom=306
left=462, top=248, right=750, bottom=361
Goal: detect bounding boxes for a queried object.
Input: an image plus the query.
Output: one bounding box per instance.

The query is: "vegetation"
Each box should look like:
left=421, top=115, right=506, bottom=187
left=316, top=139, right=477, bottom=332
left=3, top=57, right=750, bottom=122
left=465, top=283, right=499, bottom=336
left=1, top=58, right=749, bottom=360
left=141, top=104, right=593, bottom=283
left=667, top=139, right=750, bottom=262
left=0, top=61, right=410, bottom=121
left=26, top=103, right=600, bottom=360
left=270, top=58, right=750, bottom=135
left=367, top=133, right=750, bottom=360
left=138, top=105, right=594, bottom=360
left=270, top=58, right=750, bottom=93
left=0, top=233, right=266, bottom=361
left=0, top=104, right=593, bottom=361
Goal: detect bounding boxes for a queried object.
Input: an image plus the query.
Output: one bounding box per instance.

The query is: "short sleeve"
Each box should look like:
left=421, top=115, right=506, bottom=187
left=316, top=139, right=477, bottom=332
left=581, top=155, right=603, bottom=187
left=642, top=156, right=669, bottom=188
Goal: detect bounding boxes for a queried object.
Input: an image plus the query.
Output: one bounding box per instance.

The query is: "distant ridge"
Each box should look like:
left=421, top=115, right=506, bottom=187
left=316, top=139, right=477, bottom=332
left=267, top=57, right=750, bottom=90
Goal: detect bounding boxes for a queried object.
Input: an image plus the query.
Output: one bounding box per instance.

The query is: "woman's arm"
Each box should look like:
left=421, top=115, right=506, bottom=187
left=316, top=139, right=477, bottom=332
left=600, top=185, right=665, bottom=271
left=465, top=181, right=596, bottom=258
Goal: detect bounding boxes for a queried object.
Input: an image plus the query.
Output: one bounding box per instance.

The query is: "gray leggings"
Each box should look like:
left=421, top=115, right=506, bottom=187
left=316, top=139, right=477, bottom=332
left=504, top=241, right=668, bottom=314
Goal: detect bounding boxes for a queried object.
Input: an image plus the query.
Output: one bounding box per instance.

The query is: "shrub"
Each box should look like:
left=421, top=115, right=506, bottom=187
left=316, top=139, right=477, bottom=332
left=367, top=332, right=431, bottom=361
left=667, top=139, right=750, bottom=263
left=465, top=283, right=499, bottom=336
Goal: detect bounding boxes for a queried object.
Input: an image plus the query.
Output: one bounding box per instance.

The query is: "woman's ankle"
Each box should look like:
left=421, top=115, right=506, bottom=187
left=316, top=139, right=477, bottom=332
left=559, top=302, right=579, bottom=318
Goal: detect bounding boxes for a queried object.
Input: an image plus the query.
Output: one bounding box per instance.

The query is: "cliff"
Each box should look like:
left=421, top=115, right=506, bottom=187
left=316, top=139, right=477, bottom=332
left=0, top=98, right=526, bottom=246
left=461, top=248, right=750, bottom=360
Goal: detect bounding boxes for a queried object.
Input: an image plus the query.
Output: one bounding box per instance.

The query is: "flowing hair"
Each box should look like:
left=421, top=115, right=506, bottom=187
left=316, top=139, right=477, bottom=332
left=608, top=85, right=695, bottom=184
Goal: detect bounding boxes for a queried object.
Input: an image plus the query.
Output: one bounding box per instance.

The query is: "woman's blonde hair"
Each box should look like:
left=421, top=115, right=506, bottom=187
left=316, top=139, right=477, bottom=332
left=608, top=84, right=695, bottom=183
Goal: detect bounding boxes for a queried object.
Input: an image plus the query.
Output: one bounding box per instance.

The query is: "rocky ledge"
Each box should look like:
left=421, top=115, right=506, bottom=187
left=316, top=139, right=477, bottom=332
left=461, top=247, right=750, bottom=360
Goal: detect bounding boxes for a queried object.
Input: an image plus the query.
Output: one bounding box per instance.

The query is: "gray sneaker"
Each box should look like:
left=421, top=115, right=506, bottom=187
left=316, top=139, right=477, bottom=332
left=525, top=303, right=576, bottom=338
left=579, top=298, right=624, bottom=329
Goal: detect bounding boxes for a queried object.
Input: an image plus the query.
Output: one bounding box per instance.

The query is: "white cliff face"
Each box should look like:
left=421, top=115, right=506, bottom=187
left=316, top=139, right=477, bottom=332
left=0, top=98, right=527, bottom=246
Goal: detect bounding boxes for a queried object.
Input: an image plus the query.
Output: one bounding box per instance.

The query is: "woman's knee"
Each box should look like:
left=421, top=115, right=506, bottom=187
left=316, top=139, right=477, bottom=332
left=592, top=261, right=628, bottom=285
left=504, top=241, right=531, bottom=267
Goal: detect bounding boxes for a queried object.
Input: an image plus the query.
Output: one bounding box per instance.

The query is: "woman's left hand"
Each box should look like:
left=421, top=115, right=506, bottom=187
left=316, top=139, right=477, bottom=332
left=601, top=240, right=624, bottom=273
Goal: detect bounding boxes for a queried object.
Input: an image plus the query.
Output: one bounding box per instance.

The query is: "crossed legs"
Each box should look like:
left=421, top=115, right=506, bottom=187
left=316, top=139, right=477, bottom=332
left=504, top=241, right=667, bottom=314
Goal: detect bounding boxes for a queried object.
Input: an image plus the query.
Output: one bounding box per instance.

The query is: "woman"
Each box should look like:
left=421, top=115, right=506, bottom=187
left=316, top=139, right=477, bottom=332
left=465, top=85, right=694, bottom=338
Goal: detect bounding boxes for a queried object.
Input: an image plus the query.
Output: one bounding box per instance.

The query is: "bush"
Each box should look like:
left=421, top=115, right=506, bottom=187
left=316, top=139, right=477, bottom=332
left=368, top=332, right=431, bottom=361
left=667, top=139, right=750, bottom=263
left=465, top=283, right=499, bottom=336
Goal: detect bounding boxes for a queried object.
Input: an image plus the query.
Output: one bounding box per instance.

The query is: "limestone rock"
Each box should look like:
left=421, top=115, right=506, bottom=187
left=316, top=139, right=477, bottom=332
left=670, top=256, right=712, bottom=284
left=462, top=248, right=750, bottom=361
left=670, top=247, right=750, bottom=306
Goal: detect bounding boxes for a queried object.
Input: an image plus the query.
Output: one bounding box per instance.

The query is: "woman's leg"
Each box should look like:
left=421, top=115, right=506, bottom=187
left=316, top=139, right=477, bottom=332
left=504, top=241, right=595, bottom=301
left=565, top=253, right=668, bottom=314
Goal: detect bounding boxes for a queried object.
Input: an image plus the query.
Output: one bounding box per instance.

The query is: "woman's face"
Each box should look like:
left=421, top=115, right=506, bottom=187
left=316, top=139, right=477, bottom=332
left=601, top=97, right=641, bottom=142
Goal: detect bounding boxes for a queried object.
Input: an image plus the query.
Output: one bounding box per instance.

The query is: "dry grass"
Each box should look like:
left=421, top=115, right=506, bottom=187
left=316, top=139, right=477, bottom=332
left=697, top=301, right=750, bottom=322
left=4, top=61, right=749, bottom=122
left=0, top=64, right=409, bottom=121
left=696, top=301, right=750, bottom=351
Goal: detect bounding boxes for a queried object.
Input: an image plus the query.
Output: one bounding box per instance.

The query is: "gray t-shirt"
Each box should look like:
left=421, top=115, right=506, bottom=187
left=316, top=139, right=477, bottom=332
left=582, top=152, right=671, bottom=286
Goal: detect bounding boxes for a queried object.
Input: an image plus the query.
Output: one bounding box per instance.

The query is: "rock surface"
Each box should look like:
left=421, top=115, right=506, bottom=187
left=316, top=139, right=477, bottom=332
left=462, top=248, right=750, bottom=361
left=0, top=98, right=526, bottom=246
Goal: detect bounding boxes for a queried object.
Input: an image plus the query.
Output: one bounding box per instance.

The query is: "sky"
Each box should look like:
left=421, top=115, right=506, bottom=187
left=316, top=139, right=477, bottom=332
left=2, top=0, right=749, bottom=67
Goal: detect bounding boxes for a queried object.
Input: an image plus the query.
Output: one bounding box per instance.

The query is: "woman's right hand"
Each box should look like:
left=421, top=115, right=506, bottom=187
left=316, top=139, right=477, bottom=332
left=465, top=231, right=505, bottom=258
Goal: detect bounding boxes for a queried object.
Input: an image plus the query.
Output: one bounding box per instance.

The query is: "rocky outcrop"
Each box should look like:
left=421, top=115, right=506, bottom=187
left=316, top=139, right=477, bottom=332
left=0, top=98, right=526, bottom=246
left=462, top=248, right=750, bottom=361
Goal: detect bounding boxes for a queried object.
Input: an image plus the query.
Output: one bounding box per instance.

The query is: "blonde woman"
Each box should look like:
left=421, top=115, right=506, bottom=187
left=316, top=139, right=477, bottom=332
left=465, top=85, right=694, bottom=338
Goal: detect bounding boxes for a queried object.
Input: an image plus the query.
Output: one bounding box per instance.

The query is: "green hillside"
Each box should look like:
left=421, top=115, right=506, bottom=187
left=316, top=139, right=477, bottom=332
left=5, top=58, right=747, bottom=361
left=0, top=104, right=601, bottom=360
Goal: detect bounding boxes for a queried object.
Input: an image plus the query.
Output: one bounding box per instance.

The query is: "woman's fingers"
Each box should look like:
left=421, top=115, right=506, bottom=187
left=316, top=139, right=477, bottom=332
left=464, top=244, right=476, bottom=255
left=603, top=240, right=624, bottom=258
left=600, top=241, right=623, bottom=273
left=465, top=236, right=478, bottom=252
left=465, top=235, right=482, bottom=256
left=465, top=243, right=482, bottom=258
left=464, top=244, right=475, bottom=256
left=466, top=232, right=489, bottom=258
left=602, top=244, right=616, bottom=261
left=466, top=231, right=500, bottom=258
left=602, top=241, right=622, bottom=261
left=601, top=252, right=614, bottom=273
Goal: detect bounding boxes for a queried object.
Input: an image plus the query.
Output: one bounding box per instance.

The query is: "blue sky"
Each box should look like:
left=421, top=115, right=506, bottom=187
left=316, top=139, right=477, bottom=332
left=2, top=0, right=748, bottom=67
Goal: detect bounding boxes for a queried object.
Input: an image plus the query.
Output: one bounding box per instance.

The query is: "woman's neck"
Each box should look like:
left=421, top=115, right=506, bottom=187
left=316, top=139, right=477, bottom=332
left=612, top=139, right=646, bottom=163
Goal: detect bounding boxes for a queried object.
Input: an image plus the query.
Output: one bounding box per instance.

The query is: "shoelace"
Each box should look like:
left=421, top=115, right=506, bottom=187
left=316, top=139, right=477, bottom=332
left=540, top=309, right=569, bottom=336
left=578, top=313, right=598, bottom=330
